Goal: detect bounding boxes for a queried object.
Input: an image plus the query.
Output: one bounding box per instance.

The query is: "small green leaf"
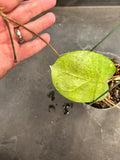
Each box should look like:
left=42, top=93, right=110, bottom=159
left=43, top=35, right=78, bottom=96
left=50, top=50, right=116, bottom=103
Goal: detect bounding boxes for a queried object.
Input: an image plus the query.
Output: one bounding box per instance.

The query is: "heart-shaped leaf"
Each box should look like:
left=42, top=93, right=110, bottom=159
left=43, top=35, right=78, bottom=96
left=50, top=50, right=116, bottom=102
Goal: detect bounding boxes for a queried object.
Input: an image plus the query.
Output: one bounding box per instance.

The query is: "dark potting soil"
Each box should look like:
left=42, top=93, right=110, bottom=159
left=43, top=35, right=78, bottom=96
left=48, top=105, right=56, bottom=112
left=92, top=58, right=120, bottom=109
left=47, top=90, right=74, bottom=114
left=47, top=90, right=55, bottom=101
left=63, top=103, right=73, bottom=115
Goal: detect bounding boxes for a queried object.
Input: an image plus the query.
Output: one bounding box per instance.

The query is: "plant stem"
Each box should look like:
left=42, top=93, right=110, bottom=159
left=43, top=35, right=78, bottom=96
left=4, top=18, right=17, bottom=62
left=0, top=11, right=60, bottom=57
left=91, top=22, right=120, bottom=51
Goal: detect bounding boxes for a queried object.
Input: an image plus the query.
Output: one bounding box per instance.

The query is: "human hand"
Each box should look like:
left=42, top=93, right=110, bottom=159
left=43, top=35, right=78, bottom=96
left=0, top=0, right=56, bottom=79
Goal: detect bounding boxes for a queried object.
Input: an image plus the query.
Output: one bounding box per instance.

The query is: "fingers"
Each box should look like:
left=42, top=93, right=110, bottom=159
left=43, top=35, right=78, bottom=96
left=8, top=0, right=56, bottom=24
left=0, top=0, right=23, bottom=12
left=20, top=33, right=50, bottom=61
left=15, top=12, right=55, bottom=42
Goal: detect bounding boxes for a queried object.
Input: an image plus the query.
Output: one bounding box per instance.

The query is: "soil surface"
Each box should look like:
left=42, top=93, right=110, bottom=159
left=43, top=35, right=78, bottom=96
left=92, top=58, right=120, bottom=109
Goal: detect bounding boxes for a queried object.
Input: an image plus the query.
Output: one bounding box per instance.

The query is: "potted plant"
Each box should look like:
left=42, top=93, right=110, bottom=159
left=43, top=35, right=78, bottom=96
left=50, top=23, right=120, bottom=109
left=50, top=50, right=120, bottom=109
left=0, top=8, right=119, bottom=110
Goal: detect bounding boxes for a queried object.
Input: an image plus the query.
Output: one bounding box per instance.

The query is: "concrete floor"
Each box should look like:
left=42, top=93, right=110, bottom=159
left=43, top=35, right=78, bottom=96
left=0, top=7, right=120, bottom=160
left=57, top=0, right=120, bottom=6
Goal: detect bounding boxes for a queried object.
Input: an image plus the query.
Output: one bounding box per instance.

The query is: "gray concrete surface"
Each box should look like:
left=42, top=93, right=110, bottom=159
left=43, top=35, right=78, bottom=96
left=57, top=0, right=120, bottom=6
left=0, top=7, right=120, bottom=160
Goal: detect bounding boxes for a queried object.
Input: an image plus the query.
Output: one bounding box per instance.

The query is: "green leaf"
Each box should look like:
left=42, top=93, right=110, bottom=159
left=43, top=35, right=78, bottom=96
left=50, top=50, right=116, bottom=103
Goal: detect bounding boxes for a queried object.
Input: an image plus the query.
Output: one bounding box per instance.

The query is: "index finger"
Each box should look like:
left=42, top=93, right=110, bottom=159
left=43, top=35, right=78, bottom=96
left=8, top=0, right=56, bottom=24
